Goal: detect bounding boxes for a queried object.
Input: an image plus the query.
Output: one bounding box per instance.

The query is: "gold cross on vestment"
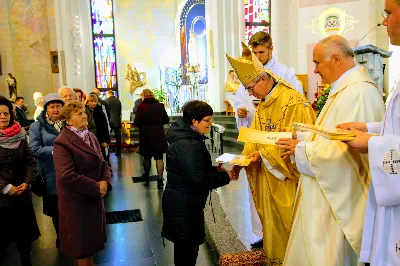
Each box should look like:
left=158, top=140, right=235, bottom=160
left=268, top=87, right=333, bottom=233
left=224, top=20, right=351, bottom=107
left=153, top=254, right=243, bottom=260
left=265, top=119, right=276, bottom=132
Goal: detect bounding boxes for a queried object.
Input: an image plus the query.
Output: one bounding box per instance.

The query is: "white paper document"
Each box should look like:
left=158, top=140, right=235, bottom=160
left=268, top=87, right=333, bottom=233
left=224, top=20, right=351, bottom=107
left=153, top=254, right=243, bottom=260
left=215, top=153, right=251, bottom=166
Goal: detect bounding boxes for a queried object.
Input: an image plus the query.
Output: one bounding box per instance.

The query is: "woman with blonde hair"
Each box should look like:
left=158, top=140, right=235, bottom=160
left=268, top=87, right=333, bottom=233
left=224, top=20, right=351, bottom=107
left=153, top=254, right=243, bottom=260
left=53, top=101, right=111, bottom=266
left=86, top=94, right=110, bottom=163
left=134, top=89, right=169, bottom=189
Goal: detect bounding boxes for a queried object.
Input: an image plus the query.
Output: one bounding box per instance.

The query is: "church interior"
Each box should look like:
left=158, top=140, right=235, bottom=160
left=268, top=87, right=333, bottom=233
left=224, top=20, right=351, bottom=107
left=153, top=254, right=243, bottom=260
left=0, top=0, right=397, bottom=265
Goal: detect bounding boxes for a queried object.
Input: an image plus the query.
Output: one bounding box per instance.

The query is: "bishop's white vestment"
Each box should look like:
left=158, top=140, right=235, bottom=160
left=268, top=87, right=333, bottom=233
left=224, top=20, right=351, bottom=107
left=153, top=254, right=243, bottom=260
left=284, top=66, right=386, bottom=266
left=359, top=77, right=400, bottom=266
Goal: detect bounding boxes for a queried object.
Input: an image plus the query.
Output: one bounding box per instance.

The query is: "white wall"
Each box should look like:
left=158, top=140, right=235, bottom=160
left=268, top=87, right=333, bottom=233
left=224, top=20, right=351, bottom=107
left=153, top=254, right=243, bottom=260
left=115, top=0, right=179, bottom=110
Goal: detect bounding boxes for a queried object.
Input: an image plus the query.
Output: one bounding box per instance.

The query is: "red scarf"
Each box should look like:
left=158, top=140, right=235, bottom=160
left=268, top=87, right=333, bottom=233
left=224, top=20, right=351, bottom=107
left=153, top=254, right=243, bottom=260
left=0, top=121, right=22, bottom=137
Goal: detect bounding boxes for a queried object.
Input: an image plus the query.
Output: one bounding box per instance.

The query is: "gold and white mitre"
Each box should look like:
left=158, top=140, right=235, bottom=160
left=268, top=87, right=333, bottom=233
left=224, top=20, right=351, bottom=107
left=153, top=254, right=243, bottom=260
left=226, top=42, right=295, bottom=90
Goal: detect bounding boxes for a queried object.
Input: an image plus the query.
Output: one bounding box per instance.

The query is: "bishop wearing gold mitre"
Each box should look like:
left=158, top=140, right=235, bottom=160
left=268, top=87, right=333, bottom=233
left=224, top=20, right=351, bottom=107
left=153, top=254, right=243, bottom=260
left=226, top=43, right=315, bottom=265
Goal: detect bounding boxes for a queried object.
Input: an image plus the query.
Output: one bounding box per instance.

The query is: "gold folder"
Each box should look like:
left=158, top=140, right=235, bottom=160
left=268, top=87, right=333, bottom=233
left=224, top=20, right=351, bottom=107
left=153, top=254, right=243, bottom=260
left=237, top=127, right=292, bottom=145
left=292, top=122, right=356, bottom=141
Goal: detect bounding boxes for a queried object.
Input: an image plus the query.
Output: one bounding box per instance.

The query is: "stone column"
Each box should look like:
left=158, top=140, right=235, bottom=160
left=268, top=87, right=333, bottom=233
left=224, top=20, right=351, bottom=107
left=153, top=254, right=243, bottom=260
left=205, top=0, right=245, bottom=112
left=53, top=0, right=95, bottom=93
left=354, top=45, right=392, bottom=95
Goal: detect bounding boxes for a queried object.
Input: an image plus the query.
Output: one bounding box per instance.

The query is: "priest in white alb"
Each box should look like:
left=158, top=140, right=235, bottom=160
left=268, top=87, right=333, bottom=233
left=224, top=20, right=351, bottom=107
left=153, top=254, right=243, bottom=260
left=276, top=35, right=385, bottom=265
left=336, top=1, right=400, bottom=265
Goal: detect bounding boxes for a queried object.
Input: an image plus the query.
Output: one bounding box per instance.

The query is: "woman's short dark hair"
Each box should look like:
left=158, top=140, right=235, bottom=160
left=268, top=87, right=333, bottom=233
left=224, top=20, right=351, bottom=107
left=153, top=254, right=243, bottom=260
left=182, top=100, right=213, bottom=125
left=0, top=96, right=15, bottom=127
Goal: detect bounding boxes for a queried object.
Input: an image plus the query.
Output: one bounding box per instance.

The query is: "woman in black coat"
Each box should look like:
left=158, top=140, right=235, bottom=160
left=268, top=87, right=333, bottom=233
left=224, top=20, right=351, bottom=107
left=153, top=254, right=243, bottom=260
left=134, top=89, right=169, bottom=189
left=162, top=100, right=234, bottom=266
left=0, top=96, right=40, bottom=266
left=86, top=94, right=110, bottom=163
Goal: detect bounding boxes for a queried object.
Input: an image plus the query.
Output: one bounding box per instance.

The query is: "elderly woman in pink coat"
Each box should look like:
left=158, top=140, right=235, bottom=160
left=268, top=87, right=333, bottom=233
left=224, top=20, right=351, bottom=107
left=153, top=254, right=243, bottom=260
left=53, top=101, right=112, bottom=266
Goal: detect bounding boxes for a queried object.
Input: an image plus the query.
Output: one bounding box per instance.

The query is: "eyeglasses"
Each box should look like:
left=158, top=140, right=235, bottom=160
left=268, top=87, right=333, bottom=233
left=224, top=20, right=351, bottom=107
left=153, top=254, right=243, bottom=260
left=245, top=83, right=257, bottom=92
left=382, top=10, right=388, bottom=19
left=245, top=74, right=264, bottom=92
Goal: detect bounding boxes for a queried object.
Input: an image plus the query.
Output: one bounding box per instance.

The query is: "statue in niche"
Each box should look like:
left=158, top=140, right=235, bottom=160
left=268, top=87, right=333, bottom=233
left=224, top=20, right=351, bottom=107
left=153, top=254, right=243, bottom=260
left=6, top=73, right=17, bottom=101
left=125, top=64, right=146, bottom=95
left=188, top=28, right=199, bottom=66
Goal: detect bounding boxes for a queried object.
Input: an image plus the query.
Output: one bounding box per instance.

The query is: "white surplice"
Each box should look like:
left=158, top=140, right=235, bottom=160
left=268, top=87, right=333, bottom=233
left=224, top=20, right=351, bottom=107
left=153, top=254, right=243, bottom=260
left=360, top=80, right=400, bottom=266
left=284, top=66, right=386, bottom=266
left=233, top=57, right=303, bottom=129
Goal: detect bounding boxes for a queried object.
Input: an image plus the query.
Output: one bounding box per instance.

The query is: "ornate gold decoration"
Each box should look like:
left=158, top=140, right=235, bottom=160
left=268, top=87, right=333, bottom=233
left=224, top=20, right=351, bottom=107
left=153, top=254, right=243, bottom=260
left=307, top=7, right=359, bottom=37
left=125, top=64, right=146, bottom=95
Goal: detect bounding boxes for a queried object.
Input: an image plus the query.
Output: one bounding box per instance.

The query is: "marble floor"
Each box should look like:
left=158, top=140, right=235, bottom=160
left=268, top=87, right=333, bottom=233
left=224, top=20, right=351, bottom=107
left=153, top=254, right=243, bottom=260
left=1, top=146, right=258, bottom=266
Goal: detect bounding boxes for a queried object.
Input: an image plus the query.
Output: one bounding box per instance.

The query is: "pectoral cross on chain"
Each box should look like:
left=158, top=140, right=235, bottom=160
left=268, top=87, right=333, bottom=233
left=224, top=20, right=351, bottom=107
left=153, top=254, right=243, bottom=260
left=265, top=119, right=276, bottom=132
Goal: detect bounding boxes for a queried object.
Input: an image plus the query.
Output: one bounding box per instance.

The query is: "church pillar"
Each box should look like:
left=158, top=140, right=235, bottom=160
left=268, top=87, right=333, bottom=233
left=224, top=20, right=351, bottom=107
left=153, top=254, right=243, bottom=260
left=271, top=0, right=299, bottom=70
left=53, top=0, right=95, bottom=94
left=206, top=0, right=244, bottom=113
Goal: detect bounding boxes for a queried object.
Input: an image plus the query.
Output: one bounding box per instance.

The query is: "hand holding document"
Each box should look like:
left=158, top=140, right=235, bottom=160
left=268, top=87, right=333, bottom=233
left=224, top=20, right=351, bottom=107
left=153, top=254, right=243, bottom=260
left=237, top=107, right=248, bottom=118
left=216, top=153, right=252, bottom=167
left=237, top=127, right=292, bottom=145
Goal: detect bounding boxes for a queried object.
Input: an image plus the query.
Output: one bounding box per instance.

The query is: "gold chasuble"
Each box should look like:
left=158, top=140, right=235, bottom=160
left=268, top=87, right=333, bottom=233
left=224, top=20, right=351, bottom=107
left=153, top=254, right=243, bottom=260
left=284, top=67, right=386, bottom=266
left=243, top=85, right=315, bottom=265
left=226, top=43, right=316, bottom=265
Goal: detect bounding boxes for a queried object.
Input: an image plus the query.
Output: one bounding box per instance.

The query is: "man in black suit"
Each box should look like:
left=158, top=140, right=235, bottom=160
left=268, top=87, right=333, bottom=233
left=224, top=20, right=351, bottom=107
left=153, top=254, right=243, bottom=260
left=106, top=90, right=122, bottom=156
left=15, top=97, right=30, bottom=128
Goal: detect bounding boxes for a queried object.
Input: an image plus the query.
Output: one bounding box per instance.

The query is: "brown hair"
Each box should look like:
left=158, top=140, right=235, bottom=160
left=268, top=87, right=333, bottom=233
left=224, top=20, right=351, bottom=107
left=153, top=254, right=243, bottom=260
left=61, top=101, right=85, bottom=127
left=141, top=89, right=154, bottom=98
left=73, top=88, right=86, bottom=102
left=248, top=31, right=272, bottom=48
left=182, top=100, right=213, bottom=125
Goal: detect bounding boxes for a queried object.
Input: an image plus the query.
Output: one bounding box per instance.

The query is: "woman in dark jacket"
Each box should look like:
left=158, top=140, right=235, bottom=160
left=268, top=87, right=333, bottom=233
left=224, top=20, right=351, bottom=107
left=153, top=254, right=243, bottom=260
left=134, top=89, right=169, bottom=189
left=162, top=100, right=234, bottom=266
left=86, top=94, right=111, bottom=163
left=0, top=96, right=40, bottom=266
left=53, top=101, right=112, bottom=266
left=29, top=93, right=64, bottom=248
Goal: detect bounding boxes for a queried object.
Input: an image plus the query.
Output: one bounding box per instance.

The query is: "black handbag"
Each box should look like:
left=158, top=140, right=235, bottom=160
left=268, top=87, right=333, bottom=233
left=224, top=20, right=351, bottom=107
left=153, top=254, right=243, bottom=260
left=30, top=124, right=46, bottom=197
left=31, top=166, right=46, bottom=197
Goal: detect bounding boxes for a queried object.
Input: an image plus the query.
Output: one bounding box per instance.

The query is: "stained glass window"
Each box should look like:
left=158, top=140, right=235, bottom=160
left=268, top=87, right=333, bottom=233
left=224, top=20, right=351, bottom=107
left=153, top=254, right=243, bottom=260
left=90, top=0, right=118, bottom=96
left=244, top=0, right=271, bottom=41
